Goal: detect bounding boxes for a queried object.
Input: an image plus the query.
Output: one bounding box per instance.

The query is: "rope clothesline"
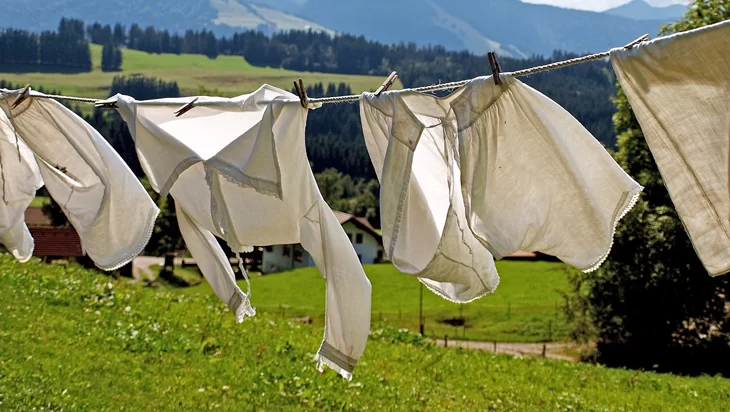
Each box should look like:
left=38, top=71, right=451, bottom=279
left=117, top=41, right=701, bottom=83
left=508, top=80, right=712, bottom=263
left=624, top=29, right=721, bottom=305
left=6, top=34, right=650, bottom=109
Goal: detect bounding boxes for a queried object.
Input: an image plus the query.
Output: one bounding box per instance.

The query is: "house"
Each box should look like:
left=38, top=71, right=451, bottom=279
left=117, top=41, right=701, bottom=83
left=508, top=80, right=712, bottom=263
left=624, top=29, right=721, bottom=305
left=261, top=211, right=384, bottom=274
left=24, top=207, right=85, bottom=260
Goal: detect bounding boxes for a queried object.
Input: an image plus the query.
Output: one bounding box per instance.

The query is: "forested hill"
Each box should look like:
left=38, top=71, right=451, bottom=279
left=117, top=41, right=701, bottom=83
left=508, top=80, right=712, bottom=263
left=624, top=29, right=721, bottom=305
left=3, top=0, right=670, bottom=56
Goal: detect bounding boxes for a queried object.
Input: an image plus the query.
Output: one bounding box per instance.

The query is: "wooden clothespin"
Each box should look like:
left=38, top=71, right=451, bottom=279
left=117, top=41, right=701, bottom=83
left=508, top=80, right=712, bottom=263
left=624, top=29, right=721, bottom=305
left=94, top=97, right=118, bottom=109
left=293, top=79, right=308, bottom=109
left=623, top=34, right=649, bottom=50
left=375, top=71, right=398, bottom=97
left=488, top=52, right=502, bottom=86
left=11, top=85, right=31, bottom=109
left=174, top=97, right=198, bottom=117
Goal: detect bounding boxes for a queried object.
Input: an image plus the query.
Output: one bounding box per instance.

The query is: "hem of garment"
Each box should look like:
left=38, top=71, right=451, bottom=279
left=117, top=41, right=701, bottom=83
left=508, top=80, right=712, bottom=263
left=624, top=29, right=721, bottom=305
left=94, top=206, right=160, bottom=272
left=582, top=186, right=643, bottom=273
left=315, top=342, right=356, bottom=381
left=229, top=289, right=256, bottom=323
left=13, top=238, right=34, bottom=263
left=708, top=266, right=730, bottom=277
left=159, top=157, right=201, bottom=197
left=207, top=158, right=283, bottom=200
left=418, top=269, right=500, bottom=304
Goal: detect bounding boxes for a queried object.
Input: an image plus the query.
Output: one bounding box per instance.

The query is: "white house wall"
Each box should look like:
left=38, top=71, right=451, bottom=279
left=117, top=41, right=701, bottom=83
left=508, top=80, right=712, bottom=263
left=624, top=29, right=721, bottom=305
left=261, top=221, right=382, bottom=273
left=341, top=222, right=381, bottom=264
left=262, top=244, right=312, bottom=273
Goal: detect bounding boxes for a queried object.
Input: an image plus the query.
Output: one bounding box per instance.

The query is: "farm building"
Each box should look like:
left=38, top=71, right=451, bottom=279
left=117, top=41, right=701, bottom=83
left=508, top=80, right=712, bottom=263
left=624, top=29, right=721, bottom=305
left=261, top=211, right=383, bottom=274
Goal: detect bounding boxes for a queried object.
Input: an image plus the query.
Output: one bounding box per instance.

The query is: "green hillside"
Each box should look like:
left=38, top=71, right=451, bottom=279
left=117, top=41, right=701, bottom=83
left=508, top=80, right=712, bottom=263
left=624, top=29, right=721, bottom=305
left=2, top=44, right=399, bottom=99
left=178, top=261, right=571, bottom=343
left=1, top=256, right=728, bottom=409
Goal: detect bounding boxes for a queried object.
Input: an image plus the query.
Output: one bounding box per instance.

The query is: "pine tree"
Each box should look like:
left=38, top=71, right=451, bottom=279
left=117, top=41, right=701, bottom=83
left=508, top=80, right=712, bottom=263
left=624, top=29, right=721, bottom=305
left=566, top=0, right=730, bottom=375
left=101, top=42, right=122, bottom=72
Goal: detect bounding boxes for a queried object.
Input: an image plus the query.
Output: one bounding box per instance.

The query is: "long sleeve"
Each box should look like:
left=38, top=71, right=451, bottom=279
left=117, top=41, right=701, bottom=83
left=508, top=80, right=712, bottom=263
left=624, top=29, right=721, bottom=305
left=1, top=95, right=159, bottom=271
left=299, top=200, right=372, bottom=381
left=176, top=202, right=255, bottom=322
left=0, top=109, right=42, bottom=262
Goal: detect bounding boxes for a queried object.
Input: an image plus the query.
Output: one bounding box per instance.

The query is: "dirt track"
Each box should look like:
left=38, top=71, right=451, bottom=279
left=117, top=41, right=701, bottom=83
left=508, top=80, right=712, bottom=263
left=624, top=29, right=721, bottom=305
left=433, top=338, right=583, bottom=361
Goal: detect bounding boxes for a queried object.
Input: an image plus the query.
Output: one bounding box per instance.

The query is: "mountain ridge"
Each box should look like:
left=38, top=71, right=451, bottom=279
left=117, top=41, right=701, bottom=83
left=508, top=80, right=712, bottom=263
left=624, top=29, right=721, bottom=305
left=604, top=0, right=687, bottom=21
left=2, top=0, right=676, bottom=57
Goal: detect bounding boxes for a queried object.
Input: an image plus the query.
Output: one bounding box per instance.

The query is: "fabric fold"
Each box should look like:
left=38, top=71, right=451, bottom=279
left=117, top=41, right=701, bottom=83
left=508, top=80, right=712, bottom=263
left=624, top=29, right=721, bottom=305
left=610, top=19, right=730, bottom=276
left=116, top=85, right=371, bottom=379
left=360, top=89, right=500, bottom=303
left=453, top=75, right=643, bottom=272
left=0, top=108, right=42, bottom=262
left=0, top=92, right=159, bottom=270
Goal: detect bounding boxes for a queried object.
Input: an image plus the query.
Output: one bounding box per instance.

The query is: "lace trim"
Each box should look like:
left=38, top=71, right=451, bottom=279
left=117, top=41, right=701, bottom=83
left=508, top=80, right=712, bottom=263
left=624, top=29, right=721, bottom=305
left=229, top=289, right=256, bottom=323
left=94, top=205, right=160, bottom=272
left=582, top=186, right=643, bottom=273
left=418, top=263, right=501, bottom=305
left=206, top=158, right=283, bottom=200
left=229, top=253, right=255, bottom=323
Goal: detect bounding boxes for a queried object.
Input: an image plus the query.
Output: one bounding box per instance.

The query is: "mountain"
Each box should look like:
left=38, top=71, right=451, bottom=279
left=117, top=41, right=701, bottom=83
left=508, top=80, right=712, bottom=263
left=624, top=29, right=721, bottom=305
left=2, top=0, right=674, bottom=57
left=1, top=0, right=331, bottom=37
left=297, top=0, right=669, bottom=56
left=604, top=0, right=687, bottom=21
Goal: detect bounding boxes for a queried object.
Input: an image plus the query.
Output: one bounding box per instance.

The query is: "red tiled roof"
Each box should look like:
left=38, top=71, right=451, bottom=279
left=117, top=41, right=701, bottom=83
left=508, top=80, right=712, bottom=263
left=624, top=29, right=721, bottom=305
left=333, top=211, right=382, bottom=244
left=29, top=227, right=84, bottom=257
left=504, top=250, right=538, bottom=259
left=25, top=208, right=52, bottom=226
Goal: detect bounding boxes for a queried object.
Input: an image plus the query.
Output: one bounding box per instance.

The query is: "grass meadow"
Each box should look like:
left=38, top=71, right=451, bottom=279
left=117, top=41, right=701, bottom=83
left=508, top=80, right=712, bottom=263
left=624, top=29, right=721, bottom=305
left=168, top=260, right=573, bottom=343
left=1, top=256, right=728, bottom=410
left=1, top=45, right=399, bottom=99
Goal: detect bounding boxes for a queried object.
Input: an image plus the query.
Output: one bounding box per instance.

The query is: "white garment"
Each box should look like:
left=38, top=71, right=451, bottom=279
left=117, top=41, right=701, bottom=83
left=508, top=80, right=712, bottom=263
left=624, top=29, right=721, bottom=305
left=176, top=202, right=255, bottom=321
left=360, top=90, right=500, bottom=303
left=455, top=75, right=642, bottom=272
left=611, top=20, right=730, bottom=276
left=0, top=108, right=42, bottom=262
left=0, top=92, right=159, bottom=270
left=114, top=85, right=371, bottom=380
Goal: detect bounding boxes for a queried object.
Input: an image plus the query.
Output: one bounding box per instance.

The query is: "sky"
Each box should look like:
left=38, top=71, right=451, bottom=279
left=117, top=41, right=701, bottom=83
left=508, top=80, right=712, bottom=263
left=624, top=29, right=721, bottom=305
left=520, top=0, right=690, bottom=12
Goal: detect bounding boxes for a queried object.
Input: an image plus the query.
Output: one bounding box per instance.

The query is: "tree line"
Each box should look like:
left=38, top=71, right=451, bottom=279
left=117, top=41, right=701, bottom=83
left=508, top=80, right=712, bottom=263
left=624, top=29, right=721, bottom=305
left=565, top=1, right=730, bottom=377
left=0, top=18, right=91, bottom=71
left=90, top=23, right=618, bottom=145
left=2, top=18, right=618, bottom=145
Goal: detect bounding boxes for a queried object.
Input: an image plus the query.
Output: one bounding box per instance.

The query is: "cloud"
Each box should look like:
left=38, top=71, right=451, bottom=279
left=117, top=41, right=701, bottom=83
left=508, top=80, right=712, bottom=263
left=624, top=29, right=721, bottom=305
left=520, top=0, right=690, bottom=12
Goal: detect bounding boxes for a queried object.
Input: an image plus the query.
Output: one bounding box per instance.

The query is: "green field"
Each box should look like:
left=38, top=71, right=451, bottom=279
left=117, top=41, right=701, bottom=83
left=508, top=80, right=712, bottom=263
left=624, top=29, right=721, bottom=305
left=168, top=261, right=572, bottom=343
left=1, top=45, right=400, bottom=99
left=29, top=196, right=50, bottom=209
left=1, top=256, right=728, bottom=410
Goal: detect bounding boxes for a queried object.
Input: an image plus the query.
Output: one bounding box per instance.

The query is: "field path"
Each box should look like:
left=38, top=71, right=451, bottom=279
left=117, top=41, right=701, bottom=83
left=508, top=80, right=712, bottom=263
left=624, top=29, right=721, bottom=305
left=131, top=256, right=163, bottom=283
left=433, top=339, right=582, bottom=361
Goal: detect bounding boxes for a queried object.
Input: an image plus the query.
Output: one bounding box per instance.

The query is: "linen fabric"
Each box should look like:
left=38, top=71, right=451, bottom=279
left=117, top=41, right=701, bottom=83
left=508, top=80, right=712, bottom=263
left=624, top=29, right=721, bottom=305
left=0, top=91, right=158, bottom=270
left=0, top=108, right=43, bottom=261
left=360, top=90, right=500, bottom=303
left=455, top=75, right=643, bottom=272
left=610, top=20, right=730, bottom=276
left=114, top=85, right=371, bottom=380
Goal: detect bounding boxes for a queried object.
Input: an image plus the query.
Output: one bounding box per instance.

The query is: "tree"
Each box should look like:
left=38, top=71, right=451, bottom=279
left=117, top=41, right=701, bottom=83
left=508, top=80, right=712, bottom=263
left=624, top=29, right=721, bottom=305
left=41, top=197, right=69, bottom=227
left=101, top=42, right=123, bottom=72
left=565, top=0, right=730, bottom=376
left=140, top=177, right=184, bottom=256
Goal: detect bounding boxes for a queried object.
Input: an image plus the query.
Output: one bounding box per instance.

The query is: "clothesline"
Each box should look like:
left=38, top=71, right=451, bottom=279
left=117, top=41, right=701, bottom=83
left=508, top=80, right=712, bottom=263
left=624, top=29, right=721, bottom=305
left=9, top=34, right=650, bottom=109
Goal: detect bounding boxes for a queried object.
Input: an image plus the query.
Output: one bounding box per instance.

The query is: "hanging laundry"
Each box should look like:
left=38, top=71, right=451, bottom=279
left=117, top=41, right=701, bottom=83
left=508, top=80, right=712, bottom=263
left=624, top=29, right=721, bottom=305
left=113, top=85, right=371, bottom=380
left=0, top=91, right=159, bottom=270
left=0, top=109, right=43, bottom=262
left=455, top=75, right=642, bottom=272
left=610, top=20, right=730, bottom=276
left=360, top=90, right=500, bottom=303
